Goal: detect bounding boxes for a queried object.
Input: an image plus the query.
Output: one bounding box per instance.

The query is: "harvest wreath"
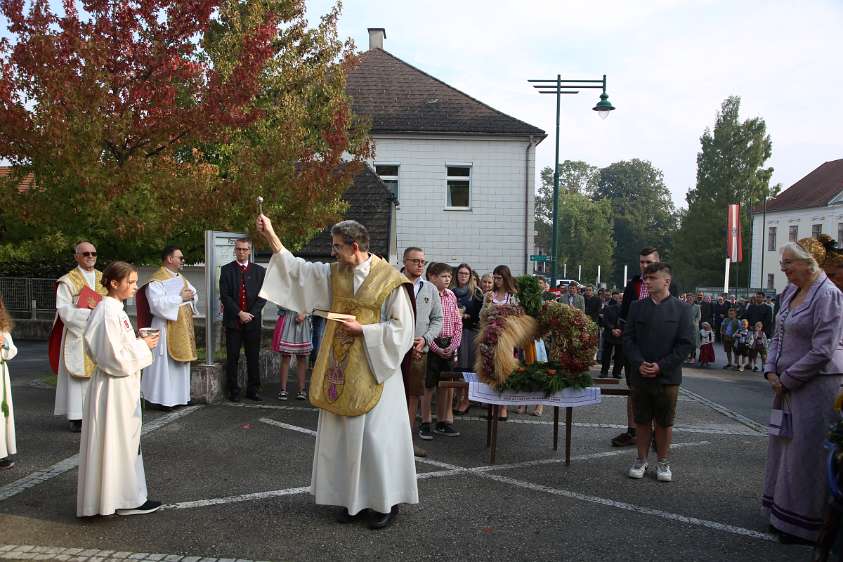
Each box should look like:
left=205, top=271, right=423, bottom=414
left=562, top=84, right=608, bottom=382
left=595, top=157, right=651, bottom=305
left=474, top=277, right=598, bottom=395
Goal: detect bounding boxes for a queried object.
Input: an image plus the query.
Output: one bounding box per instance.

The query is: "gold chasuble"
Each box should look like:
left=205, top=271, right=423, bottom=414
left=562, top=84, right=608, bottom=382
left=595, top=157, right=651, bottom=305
left=309, top=255, right=410, bottom=417
left=149, top=268, right=197, bottom=362
left=61, top=268, right=107, bottom=378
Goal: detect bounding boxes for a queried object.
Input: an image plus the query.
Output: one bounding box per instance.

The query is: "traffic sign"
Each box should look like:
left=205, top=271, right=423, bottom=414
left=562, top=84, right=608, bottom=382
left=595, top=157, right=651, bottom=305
left=530, top=255, right=550, bottom=262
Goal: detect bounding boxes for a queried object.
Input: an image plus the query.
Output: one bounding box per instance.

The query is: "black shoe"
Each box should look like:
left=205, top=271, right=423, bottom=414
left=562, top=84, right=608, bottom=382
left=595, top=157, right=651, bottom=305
left=245, top=393, right=263, bottom=402
left=599, top=371, right=609, bottom=377
left=368, top=505, right=399, bottom=530
left=0, top=457, right=14, bottom=470
left=335, top=507, right=366, bottom=524
left=69, top=420, right=82, bottom=433
left=228, top=393, right=241, bottom=402
left=418, top=422, right=433, bottom=441
left=116, top=499, right=162, bottom=516
left=433, top=423, right=461, bottom=437
left=612, top=373, right=622, bottom=379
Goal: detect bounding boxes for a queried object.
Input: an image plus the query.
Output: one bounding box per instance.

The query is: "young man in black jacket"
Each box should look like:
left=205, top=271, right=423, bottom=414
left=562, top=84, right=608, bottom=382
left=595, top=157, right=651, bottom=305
left=611, top=247, right=680, bottom=447
left=623, top=262, right=694, bottom=482
left=600, top=291, right=624, bottom=377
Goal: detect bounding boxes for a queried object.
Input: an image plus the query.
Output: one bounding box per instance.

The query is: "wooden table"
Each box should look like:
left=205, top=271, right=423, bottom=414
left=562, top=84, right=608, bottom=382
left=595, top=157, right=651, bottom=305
left=439, top=374, right=629, bottom=465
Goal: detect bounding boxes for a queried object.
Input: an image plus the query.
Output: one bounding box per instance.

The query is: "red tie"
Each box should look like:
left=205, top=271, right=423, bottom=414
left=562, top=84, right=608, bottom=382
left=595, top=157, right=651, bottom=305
left=239, top=264, right=248, bottom=316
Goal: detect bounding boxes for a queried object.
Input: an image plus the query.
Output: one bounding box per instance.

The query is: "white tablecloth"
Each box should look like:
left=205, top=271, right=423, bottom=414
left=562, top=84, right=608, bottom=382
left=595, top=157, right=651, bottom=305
left=462, top=372, right=601, bottom=407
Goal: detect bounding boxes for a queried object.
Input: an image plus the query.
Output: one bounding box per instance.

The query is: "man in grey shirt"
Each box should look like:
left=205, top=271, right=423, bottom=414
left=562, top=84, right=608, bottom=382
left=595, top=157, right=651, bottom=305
left=623, top=262, right=694, bottom=483
left=402, top=247, right=442, bottom=457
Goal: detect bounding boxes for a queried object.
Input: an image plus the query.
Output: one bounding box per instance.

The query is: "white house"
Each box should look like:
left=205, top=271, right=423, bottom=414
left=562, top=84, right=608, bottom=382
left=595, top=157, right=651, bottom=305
left=346, top=28, right=546, bottom=275
left=750, top=158, right=843, bottom=293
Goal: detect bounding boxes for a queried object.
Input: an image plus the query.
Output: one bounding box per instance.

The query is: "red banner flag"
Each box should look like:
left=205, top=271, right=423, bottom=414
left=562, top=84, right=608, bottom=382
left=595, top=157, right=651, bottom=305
left=727, top=204, right=742, bottom=263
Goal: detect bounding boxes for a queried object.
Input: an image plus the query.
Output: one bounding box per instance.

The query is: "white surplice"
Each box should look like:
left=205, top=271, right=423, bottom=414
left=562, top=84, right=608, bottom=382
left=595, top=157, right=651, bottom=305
left=0, top=331, right=17, bottom=459
left=77, top=297, right=153, bottom=517
left=54, top=266, right=96, bottom=420
left=141, top=271, right=197, bottom=407
left=259, top=249, right=418, bottom=515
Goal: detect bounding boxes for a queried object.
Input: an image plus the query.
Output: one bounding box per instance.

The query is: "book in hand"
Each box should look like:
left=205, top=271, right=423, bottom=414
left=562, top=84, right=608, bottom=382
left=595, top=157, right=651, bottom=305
left=312, top=309, right=356, bottom=322
left=76, top=286, right=103, bottom=309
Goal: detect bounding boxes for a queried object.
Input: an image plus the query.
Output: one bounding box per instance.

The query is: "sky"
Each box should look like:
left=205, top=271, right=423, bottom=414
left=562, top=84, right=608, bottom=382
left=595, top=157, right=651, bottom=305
left=2, top=1, right=840, bottom=209
left=306, top=0, right=843, bottom=208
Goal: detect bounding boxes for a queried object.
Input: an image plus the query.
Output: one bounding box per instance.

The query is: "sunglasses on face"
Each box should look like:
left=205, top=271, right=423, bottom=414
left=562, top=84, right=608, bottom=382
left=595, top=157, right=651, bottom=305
left=78, top=252, right=97, bottom=257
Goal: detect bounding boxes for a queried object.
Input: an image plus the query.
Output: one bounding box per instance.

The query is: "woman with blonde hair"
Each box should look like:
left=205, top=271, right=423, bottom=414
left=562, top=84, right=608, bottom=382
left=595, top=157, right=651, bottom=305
left=762, top=239, right=843, bottom=545
left=0, top=295, right=17, bottom=470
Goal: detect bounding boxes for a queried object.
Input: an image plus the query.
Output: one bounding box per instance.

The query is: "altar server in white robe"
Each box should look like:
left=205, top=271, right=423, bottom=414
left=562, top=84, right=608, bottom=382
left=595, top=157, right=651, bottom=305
left=51, top=241, right=107, bottom=432
left=258, top=215, right=417, bottom=530
left=78, top=261, right=161, bottom=517
left=0, top=296, right=18, bottom=470
left=141, top=245, right=197, bottom=408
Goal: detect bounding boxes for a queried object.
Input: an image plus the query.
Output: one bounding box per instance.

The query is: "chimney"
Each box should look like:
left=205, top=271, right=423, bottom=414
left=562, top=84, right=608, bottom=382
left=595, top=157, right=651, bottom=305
left=368, top=28, right=386, bottom=50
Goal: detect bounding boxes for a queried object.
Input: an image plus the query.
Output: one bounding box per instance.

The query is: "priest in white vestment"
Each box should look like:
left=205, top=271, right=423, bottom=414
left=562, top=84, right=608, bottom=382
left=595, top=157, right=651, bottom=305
left=141, top=246, right=198, bottom=408
left=1, top=322, right=18, bottom=469
left=78, top=262, right=161, bottom=517
left=258, top=215, right=417, bottom=530
left=51, top=241, right=107, bottom=432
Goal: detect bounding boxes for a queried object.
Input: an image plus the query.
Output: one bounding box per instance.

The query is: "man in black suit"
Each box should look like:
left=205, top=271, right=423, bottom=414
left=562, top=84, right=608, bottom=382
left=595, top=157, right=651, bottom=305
left=744, top=291, right=774, bottom=338
left=219, top=238, right=266, bottom=401
left=623, top=262, right=694, bottom=482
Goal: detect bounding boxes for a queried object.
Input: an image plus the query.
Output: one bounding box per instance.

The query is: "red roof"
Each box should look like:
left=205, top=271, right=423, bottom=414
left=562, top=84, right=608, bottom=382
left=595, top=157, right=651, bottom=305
left=0, top=166, right=35, bottom=193
left=757, top=159, right=843, bottom=213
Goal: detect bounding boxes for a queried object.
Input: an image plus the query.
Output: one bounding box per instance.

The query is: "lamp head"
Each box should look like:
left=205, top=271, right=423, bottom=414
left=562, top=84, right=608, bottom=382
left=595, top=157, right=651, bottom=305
left=593, top=92, right=615, bottom=120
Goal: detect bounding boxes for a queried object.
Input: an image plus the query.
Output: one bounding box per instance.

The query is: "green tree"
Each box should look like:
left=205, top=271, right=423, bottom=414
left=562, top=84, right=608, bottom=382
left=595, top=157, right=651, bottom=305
left=593, top=159, right=677, bottom=287
left=673, top=96, right=775, bottom=289
left=0, top=0, right=369, bottom=272
left=535, top=160, right=599, bottom=252
left=534, top=161, right=612, bottom=284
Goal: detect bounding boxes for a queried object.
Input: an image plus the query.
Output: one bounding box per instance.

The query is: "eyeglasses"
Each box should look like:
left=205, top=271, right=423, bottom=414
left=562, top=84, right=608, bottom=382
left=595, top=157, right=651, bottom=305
left=77, top=252, right=97, bottom=257
left=405, top=258, right=426, bottom=265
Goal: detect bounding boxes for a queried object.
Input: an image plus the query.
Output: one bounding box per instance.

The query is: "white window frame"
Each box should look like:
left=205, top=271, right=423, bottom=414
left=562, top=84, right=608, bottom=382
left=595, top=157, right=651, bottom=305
left=444, top=162, right=472, bottom=211
left=767, top=226, right=776, bottom=252
left=374, top=162, right=400, bottom=203
left=812, top=223, right=822, bottom=238
left=788, top=225, right=798, bottom=242
left=767, top=273, right=775, bottom=290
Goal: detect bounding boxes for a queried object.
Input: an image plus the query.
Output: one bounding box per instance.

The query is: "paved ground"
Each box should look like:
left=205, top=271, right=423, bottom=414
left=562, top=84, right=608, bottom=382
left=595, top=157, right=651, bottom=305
left=0, top=341, right=811, bottom=561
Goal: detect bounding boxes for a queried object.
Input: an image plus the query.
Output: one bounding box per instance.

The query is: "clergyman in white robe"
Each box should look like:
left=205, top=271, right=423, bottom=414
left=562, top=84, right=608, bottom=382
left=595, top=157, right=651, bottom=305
left=54, top=266, right=97, bottom=421
left=260, top=249, right=418, bottom=515
left=141, top=273, right=197, bottom=407
left=77, top=296, right=153, bottom=517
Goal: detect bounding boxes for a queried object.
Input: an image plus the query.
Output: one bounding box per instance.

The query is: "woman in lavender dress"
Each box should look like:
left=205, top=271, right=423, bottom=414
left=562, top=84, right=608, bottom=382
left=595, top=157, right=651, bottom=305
left=762, top=239, right=843, bottom=545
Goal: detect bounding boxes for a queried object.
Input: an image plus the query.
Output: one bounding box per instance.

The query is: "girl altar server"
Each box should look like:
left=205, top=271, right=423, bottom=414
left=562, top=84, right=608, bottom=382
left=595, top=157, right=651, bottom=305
left=0, top=296, right=17, bottom=470
left=77, top=262, right=161, bottom=517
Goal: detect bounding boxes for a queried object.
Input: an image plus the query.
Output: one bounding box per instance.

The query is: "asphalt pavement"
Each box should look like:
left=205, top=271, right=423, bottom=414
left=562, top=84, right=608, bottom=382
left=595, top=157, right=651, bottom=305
left=0, top=340, right=811, bottom=561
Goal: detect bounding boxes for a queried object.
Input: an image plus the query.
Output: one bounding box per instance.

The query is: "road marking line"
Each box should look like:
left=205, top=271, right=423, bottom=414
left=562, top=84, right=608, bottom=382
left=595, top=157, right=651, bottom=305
left=165, top=421, right=771, bottom=543
left=0, top=405, right=203, bottom=503
left=223, top=402, right=318, bottom=413
left=233, top=402, right=760, bottom=436
left=162, top=486, right=312, bottom=511
left=679, top=387, right=767, bottom=434
left=473, top=470, right=776, bottom=542
left=258, top=417, right=318, bottom=436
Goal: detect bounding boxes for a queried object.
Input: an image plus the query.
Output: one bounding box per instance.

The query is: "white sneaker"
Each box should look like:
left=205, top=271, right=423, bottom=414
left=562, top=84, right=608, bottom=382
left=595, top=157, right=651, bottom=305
left=628, top=458, right=648, bottom=479
left=656, top=460, right=672, bottom=482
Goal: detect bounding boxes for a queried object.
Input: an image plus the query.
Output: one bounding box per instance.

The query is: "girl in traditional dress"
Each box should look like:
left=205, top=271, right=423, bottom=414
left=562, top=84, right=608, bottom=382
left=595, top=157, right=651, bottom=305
left=0, top=296, right=17, bottom=470
left=697, top=322, right=715, bottom=368
left=273, top=307, right=313, bottom=400
left=77, top=262, right=161, bottom=517
left=481, top=265, right=520, bottom=420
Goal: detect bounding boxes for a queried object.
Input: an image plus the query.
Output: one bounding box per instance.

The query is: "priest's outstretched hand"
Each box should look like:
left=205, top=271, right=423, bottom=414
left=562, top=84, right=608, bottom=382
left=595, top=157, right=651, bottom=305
left=256, top=214, right=283, bottom=254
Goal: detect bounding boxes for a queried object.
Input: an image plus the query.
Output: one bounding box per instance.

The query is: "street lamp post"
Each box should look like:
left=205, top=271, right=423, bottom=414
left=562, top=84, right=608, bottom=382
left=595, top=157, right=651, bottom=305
left=529, top=74, right=615, bottom=288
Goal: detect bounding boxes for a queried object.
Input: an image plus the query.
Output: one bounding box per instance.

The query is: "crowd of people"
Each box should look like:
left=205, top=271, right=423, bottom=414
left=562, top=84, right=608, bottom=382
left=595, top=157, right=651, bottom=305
left=0, top=222, right=842, bottom=547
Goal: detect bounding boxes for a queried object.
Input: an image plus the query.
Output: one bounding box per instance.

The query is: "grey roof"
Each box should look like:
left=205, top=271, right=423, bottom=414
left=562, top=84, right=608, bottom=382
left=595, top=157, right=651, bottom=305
left=346, top=48, right=546, bottom=137
left=298, top=165, right=393, bottom=260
